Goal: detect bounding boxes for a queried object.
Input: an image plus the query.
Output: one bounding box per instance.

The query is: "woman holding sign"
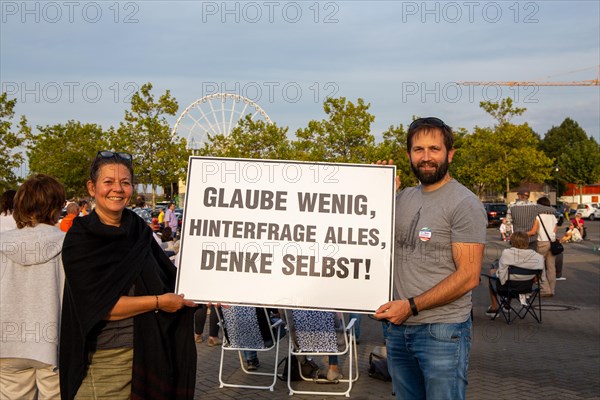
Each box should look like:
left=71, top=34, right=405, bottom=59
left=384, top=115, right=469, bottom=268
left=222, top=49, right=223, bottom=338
left=59, top=151, right=197, bottom=400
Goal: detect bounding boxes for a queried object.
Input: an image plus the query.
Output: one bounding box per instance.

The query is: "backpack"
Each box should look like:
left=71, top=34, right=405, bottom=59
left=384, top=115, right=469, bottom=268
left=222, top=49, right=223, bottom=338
left=278, top=355, right=320, bottom=381
left=368, top=346, right=391, bottom=381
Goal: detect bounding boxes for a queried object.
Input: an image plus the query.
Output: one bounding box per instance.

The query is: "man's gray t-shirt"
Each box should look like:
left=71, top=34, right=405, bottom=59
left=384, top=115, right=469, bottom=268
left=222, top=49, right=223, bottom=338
left=394, top=179, right=487, bottom=324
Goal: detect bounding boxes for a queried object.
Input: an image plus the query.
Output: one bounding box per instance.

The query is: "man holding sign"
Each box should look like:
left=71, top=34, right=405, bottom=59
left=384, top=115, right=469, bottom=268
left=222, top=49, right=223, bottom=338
left=374, top=117, right=487, bottom=400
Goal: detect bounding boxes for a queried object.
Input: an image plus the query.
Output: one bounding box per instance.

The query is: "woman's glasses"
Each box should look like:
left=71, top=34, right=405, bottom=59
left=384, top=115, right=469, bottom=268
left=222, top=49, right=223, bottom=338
left=96, top=150, right=133, bottom=162
left=90, top=151, right=134, bottom=180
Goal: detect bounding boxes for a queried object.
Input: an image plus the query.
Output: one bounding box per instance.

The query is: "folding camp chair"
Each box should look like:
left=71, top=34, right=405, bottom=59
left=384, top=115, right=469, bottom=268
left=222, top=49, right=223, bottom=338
left=484, top=265, right=542, bottom=324
left=284, top=310, right=359, bottom=397
left=216, top=306, right=284, bottom=391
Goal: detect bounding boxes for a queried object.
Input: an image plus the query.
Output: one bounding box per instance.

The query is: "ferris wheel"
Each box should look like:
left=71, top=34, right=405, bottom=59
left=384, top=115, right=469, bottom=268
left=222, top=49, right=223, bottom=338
left=171, top=93, right=272, bottom=152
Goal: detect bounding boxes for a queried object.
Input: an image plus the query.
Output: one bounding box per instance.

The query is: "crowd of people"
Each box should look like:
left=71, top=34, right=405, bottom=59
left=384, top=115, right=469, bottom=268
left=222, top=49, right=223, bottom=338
left=0, top=117, right=593, bottom=400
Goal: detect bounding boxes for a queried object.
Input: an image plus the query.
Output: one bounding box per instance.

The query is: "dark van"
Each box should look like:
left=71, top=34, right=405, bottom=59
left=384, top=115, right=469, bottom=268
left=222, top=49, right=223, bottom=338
left=483, top=203, right=508, bottom=227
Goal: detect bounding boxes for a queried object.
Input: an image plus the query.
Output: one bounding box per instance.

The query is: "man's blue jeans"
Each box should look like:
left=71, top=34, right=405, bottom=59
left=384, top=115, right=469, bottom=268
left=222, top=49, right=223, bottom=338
left=386, top=317, right=472, bottom=400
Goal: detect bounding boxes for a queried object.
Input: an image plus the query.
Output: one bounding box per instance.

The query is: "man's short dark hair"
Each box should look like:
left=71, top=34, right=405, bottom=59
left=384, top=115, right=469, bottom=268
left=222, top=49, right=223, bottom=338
left=407, top=117, right=454, bottom=152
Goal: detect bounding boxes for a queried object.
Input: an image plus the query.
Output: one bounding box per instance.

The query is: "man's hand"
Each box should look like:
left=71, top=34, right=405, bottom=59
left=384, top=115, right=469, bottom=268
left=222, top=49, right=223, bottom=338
left=373, top=299, right=412, bottom=325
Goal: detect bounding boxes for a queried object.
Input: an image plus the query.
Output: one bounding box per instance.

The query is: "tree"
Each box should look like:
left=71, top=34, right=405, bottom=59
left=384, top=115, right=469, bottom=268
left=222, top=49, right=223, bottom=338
left=116, top=83, right=189, bottom=206
left=371, top=124, right=417, bottom=189
left=26, top=121, right=111, bottom=198
left=541, top=118, right=596, bottom=197
left=199, top=115, right=292, bottom=159
left=293, top=97, right=376, bottom=163
left=0, top=93, right=28, bottom=192
left=452, top=99, right=553, bottom=198
left=558, top=137, right=600, bottom=202
left=479, top=97, right=526, bottom=125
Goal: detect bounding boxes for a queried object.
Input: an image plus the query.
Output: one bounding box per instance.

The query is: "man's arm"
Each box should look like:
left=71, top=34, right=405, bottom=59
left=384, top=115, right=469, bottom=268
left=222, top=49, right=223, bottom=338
left=374, top=242, right=484, bottom=325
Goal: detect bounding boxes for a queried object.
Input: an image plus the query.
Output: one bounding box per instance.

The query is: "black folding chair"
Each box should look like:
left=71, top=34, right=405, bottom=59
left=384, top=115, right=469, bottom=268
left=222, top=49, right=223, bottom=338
left=484, top=265, right=542, bottom=324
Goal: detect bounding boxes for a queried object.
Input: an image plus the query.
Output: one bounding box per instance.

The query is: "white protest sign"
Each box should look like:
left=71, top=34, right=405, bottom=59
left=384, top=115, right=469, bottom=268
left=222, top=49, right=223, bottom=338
left=175, top=157, right=395, bottom=313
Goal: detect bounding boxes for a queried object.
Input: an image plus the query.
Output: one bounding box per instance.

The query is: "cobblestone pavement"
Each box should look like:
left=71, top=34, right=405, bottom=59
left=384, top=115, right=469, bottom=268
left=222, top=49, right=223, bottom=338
left=193, top=221, right=600, bottom=399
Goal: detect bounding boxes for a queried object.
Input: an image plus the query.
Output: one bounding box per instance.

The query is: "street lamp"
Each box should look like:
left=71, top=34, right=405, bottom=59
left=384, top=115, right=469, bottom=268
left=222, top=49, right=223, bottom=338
left=555, top=166, right=559, bottom=205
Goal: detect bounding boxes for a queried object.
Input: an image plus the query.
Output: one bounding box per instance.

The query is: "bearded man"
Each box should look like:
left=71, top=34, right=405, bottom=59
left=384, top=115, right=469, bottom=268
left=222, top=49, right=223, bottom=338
left=374, top=117, right=487, bottom=400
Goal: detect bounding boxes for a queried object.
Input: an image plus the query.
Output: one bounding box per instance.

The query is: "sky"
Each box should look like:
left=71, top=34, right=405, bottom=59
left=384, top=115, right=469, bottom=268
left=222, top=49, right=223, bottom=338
left=2, top=0, right=599, bottom=160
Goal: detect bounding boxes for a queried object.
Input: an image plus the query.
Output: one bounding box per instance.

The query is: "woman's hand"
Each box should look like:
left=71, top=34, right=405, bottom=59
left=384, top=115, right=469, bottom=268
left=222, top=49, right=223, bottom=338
left=157, top=293, right=198, bottom=313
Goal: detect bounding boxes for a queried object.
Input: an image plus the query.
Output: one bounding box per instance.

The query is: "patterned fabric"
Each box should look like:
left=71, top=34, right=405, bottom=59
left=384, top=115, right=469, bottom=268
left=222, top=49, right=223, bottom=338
left=222, top=306, right=266, bottom=349
left=291, top=310, right=338, bottom=352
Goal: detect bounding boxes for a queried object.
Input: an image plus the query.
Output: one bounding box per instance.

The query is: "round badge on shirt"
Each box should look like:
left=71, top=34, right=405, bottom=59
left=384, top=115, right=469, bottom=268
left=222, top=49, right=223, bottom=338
left=419, top=227, right=432, bottom=242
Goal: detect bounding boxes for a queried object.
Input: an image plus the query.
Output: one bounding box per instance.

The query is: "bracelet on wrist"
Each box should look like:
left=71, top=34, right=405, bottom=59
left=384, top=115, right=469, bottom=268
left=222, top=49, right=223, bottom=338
left=155, top=295, right=159, bottom=313
left=408, top=297, right=418, bottom=316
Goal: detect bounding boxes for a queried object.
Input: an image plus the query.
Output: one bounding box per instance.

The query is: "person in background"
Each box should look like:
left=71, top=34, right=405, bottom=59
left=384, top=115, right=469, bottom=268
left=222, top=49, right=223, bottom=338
left=157, top=207, right=165, bottom=229
left=560, top=223, right=582, bottom=243
left=60, top=202, right=80, bottom=232
left=78, top=199, right=89, bottom=216
left=506, top=190, right=555, bottom=251
left=499, top=218, right=510, bottom=241
left=164, top=202, right=178, bottom=235
left=0, top=189, right=17, bottom=233
left=572, top=213, right=586, bottom=239
left=0, top=175, right=66, bottom=400
left=194, top=306, right=222, bottom=346
left=133, top=194, right=147, bottom=209
left=527, top=197, right=558, bottom=297
left=59, top=151, right=197, bottom=400
left=484, top=231, right=544, bottom=316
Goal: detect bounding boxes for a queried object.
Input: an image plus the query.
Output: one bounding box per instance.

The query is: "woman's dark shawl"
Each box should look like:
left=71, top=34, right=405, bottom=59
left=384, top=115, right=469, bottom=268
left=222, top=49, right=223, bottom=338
left=59, top=209, right=196, bottom=400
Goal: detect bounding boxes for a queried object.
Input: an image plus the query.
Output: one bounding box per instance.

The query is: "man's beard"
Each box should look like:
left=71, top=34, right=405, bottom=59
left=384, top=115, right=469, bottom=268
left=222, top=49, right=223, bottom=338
left=410, top=157, right=450, bottom=185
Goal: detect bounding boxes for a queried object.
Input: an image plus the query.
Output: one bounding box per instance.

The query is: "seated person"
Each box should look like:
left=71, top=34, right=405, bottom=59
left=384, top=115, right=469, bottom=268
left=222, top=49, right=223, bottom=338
left=560, top=223, right=582, bottom=243
left=485, top=231, right=544, bottom=316
left=232, top=308, right=282, bottom=371
left=160, top=227, right=180, bottom=255
left=571, top=213, right=586, bottom=239
left=499, top=218, right=510, bottom=241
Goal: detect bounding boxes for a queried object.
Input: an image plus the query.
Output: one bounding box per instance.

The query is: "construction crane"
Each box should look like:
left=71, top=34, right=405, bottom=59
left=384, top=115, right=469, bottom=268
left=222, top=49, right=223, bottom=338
left=458, top=65, right=600, bottom=86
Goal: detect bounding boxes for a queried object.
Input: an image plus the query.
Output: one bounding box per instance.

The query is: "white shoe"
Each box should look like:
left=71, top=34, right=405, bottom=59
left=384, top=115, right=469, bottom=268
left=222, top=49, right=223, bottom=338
left=556, top=277, right=567, bottom=281
left=327, top=369, right=343, bottom=381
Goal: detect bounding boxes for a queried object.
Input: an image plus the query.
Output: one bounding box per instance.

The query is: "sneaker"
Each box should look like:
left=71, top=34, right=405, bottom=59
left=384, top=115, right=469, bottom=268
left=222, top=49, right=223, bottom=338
left=207, top=337, right=222, bottom=347
left=556, top=277, right=567, bottom=281
left=246, top=358, right=260, bottom=371
left=326, top=369, right=343, bottom=381
left=485, top=307, right=499, bottom=317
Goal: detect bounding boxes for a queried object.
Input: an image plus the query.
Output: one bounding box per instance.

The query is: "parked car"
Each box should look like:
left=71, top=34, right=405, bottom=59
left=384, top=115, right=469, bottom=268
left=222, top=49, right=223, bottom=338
left=483, top=203, right=508, bottom=227
left=591, top=208, right=600, bottom=221
left=575, top=203, right=599, bottom=219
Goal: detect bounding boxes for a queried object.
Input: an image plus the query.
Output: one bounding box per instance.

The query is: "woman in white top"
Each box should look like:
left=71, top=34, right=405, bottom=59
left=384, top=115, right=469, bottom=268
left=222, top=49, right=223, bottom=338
left=527, top=197, right=558, bottom=297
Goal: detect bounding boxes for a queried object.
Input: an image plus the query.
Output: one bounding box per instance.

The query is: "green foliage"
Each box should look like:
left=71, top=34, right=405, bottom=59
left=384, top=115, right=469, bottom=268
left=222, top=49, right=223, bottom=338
left=452, top=99, right=553, bottom=197
left=558, top=137, right=600, bottom=186
left=26, top=121, right=111, bottom=198
left=0, top=93, right=28, bottom=192
left=293, top=97, right=376, bottom=163
left=541, top=118, right=599, bottom=195
left=116, top=83, right=189, bottom=206
left=479, top=97, right=526, bottom=125
left=371, top=124, right=417, bottom=189
left=199, top=115, right=292, bottom=159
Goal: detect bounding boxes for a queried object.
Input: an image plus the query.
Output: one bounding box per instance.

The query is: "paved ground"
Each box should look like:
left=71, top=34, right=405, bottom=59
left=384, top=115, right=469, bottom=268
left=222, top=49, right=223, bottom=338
left=193, top=221, right=600, bottom=399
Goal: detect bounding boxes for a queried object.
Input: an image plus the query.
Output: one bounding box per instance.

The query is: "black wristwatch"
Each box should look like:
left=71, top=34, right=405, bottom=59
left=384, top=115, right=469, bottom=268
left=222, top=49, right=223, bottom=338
left=408, top=297, right=419, bottom=316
